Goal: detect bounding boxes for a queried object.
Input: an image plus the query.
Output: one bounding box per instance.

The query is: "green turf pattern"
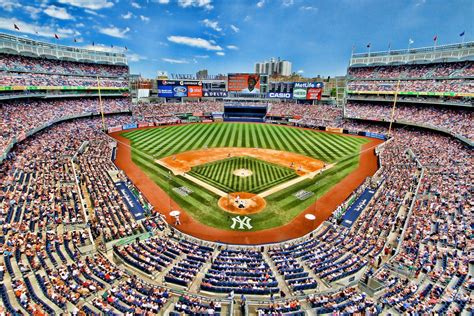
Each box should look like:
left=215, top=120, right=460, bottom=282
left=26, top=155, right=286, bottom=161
left=121, top=123, right=370, bottom=231
left=189, top=156, right=298, bottom=193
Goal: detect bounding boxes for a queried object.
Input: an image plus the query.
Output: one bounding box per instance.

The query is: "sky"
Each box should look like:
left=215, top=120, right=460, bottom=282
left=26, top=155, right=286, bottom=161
left=0, top=0, right=472, bottom=78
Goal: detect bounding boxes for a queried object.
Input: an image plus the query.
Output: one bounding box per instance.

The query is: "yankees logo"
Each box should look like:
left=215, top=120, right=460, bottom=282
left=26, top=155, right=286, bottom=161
left=230, top=216, right=253, bottom=230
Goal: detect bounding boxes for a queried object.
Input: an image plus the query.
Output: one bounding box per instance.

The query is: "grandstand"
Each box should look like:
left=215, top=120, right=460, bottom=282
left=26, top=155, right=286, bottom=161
left=0, top=29, right=472, bottom=316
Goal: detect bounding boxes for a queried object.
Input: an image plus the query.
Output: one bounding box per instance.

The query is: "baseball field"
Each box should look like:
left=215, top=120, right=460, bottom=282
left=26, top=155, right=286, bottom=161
left=117, top=123, right=371, bottom=233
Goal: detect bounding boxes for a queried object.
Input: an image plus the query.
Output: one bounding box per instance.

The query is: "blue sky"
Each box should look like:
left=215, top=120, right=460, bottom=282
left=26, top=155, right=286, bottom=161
left=0, top=0, right=472, bottom=78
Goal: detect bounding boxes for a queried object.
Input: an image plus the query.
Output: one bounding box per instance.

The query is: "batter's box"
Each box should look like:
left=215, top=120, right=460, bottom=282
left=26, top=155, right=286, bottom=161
left=173, top=186, right=193, bottom=197
left=294, top=190, right=314, bottom=201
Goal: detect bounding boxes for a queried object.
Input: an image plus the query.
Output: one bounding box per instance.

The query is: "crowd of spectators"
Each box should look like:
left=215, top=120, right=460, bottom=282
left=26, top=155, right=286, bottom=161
left=347, top=94, right=473, bottom=106
left=0, top=53, right=128, bottom=78
left=348, top=61, right=474, bottom=79
left=0, top=72, right=128, bottom=88
left=0, top=97, right=131, bottom=155
left=347, top=79, right=473, bottom=93
left=345, top=101, right=474, bottom=140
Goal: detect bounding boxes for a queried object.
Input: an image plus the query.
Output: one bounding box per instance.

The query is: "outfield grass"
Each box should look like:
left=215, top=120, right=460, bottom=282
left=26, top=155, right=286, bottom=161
left=122, top=123, right=370, bottom=231
left=189, top=156, right=298, bottom=194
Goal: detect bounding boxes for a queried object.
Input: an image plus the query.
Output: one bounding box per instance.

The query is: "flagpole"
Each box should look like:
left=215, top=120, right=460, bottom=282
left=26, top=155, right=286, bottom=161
left=97, top=76, right=106, bottom=131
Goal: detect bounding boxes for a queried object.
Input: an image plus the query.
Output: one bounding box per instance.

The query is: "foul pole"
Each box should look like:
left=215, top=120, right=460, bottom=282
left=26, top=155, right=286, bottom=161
left=387, top=79, right=400, bottom=138
left=97, top=76, right=106, bottom=131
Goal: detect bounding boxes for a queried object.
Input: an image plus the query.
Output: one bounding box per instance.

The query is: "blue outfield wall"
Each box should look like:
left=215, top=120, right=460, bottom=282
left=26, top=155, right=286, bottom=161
left=341, top=187, right=377, bottom=228
left=116, top=182, right=145, bottom=220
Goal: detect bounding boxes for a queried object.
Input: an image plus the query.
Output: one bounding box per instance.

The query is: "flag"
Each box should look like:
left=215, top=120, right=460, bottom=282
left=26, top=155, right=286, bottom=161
left=14, top=24, right=20, bottom=30
left=125, top=46, right=128, bottom=51
left=433, top=35, right=438, bottom=41
left=54, top=34, right=59, bottom=39
left=388, top=42, right=391, bottom=50
left=92, top=41, right=95, bottom=46
left=111, top=44, right=114, bottom=48
left=366, top=43, right=371, bottom=48
left=409, top=39, right=414, bottom=44
left=74, top=38, right=77, bottom=43
left=460, top=31, right=465, bottom=37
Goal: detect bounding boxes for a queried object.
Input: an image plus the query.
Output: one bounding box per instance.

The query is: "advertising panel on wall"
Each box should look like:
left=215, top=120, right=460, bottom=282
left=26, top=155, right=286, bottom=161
left=172, top=85, right=188, bottom=97
left=293, top=82, right=324, bottom=89
left=158, top=85, right=173, bottom=97
left=267, top=92, right=293, bottom=99
left=293, top=87, right=307, bottom=99
left=228, top=73, right=261, bottom=93
left=188, top=85, right=203, bottom=97
left=306, top=88, right=323, bottom=100
left=203, top=91, right=228, bottom=97
left=159, top=80, right=202, bottom=86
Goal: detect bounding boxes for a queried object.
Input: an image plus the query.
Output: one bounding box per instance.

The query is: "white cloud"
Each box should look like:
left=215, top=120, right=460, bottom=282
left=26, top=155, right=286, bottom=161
left=57, top=0, right=113, bottom=10
left=202, top=19, right=221, bottom=32
left=194, top=55, right=209, bottom=58
left=257, top=0, right=265, bottom=8
left=131, top=2, right=141, bottom=8
left=83, top=43, right=125, bottom=53
left=162, top=57, right=189, bottom=64
left=24, top=6, right=42, bottom=19
left=167, top=35, right=222, bottom=50
left=153, top=0, right=170, bottom=3
left=300, top=6, right=317, bottom=11
left=76, top=23, right=85, bottom=27
left=297, top=69, right=304, bottom=74
left=121, top=11, right=133, bottom=19
left=230, top=24, right=239, bottom=33
left=178, top=0, right=213, bottom=10
left=0, top=17, right=76, bottom=38
left=226, top=45, right=238, bottom=50
left=0, top=0, right=21, bottom=12
left=282, top=0, right=294, bottom=6
left=127, top=53, right=146, bottom=62
left=84, top=9, right=105, bottom=17
left=216, top=51, right=225, bottom=56
left=139, top=15, right=150, bottom=22
left=44, top=5, right=74, bottom=20
left=99, top=26, right=130, bottom=38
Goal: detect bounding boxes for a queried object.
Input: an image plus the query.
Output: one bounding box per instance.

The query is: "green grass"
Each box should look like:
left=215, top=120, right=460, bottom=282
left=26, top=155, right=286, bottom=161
left=189, top=156, right=298, bottom=194
left=121, top=123, right=370, bottom=232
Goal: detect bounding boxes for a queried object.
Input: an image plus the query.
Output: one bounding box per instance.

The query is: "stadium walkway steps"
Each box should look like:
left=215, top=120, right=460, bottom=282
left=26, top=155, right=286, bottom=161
left=189, top=247, right=220, bottom=294
left=295, top=257, right=332, bottom=292
left=262, top=251, right=292, bottom=296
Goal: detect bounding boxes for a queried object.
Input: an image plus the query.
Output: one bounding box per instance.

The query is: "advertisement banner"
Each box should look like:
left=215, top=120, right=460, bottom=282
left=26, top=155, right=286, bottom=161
left=187, top=85, right=203, bottom=97
left=115, top=182, right=145, bottom=220
left=326, top=127, right=343, bottom=133
left=159, top=80, right=202, bottom=86
left=172, top=85, right=188, bottom=97
left=293, top=88, right=307, bottom=99
left=123, top=123, right=138, bottom=130
left=203, top=91, right=228, bottom=97
left=158, top=85, right=173, bottom=97
left=228, top=73, right=261, bottom=93
left=307, top=88, right=323, bottom=100
left=341, top=188, right=376, bottom=228
left=108, top=126, right=123, bottom=133
left=267, top=92, right=293, bottom=99
left=294, top=82, right=324, bottom=89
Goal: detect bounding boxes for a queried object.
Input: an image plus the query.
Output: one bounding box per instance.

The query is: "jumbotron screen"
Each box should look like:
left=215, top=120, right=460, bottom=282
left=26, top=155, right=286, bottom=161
left=228, top=73, right=261, bottom=93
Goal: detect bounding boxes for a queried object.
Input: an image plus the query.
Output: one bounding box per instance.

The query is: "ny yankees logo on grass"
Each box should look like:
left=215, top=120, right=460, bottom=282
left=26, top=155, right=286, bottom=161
left=230, top=216, right=253, bottom=230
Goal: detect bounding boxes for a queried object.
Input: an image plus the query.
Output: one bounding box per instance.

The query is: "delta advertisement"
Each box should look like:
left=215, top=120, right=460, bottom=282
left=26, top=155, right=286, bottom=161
left=228, top=73, right=261, bottom=93
left=202, top=80, right=228, bottom=97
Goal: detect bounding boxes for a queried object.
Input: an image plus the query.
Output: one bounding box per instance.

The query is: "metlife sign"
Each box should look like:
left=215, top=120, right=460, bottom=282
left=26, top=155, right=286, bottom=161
left=267, top=92, right=293, bottom=99
left=294, top=82, right=324, bottom=89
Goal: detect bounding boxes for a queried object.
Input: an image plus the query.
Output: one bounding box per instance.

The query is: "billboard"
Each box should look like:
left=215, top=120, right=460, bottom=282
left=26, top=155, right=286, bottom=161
left=293, top=87, right=307, bottom=99
left=203, top=91, right=228, bottom=97
left=294, top=82, right=324, bottom=89
left=159, top=80, right=202, bottom=86
left=158, top=85, right=173, bottom=97
left=188, top=85, right=203, bottom=97
left=306, top=88, right=323, bottom=100
left=172, top=85, right=188, bottom=97
left=228, top=73, right=260, bottom=93
left=267, top=92, right=293, bottom=99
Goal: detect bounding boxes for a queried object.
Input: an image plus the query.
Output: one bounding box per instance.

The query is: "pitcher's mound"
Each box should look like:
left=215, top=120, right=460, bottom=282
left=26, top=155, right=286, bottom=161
left=233, top=168, right=253, bottom=177
left=218, top=192, right=266, bottom=215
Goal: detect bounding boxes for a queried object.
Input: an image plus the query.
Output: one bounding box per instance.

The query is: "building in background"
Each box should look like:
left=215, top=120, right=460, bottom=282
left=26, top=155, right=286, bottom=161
left=196, top=69, right=208, bottom=79
left=255, top=57, right=292, bottom=77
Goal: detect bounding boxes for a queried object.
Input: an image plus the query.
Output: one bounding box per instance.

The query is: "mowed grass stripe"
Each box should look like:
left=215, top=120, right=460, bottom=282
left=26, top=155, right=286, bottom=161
left=149, top=124, right=200, bottom=155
